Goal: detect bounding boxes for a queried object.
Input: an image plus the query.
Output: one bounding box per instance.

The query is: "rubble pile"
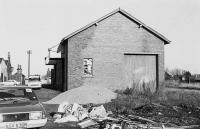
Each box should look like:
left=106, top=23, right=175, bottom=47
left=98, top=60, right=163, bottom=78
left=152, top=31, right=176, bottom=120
left=49, top=102, right=200, bottom=129
left=43, top=85, right=117, bottom=104
left=50, top=102, right=115, bottom=128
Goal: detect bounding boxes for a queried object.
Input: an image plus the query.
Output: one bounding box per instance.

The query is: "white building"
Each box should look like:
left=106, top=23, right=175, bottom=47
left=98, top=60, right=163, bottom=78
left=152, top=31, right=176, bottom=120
left=0, top=58, right=8, bottom=82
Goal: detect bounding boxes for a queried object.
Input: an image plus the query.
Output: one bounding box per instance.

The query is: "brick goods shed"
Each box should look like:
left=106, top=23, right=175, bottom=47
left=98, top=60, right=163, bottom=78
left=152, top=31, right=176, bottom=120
left=46, top=8, right=170, bottom=92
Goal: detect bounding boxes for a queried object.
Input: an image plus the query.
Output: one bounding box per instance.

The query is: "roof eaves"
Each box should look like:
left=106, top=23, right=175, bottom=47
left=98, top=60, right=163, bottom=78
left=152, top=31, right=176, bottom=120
left=119, top=9, right=171, bottom=44
left=57, top=8, right=120, bottom=52
left=4, top=60, right=8, bottom=65
left=62, top=8, right=120, bottom=41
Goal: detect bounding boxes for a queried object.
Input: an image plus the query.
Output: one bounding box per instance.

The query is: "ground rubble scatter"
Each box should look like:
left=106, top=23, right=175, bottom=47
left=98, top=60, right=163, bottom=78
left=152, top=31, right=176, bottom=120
left=130, top=103, right=200, bottom=127
left=36, top=88, right=200, bottom=129
left=48, top=102, right=200, bottom=129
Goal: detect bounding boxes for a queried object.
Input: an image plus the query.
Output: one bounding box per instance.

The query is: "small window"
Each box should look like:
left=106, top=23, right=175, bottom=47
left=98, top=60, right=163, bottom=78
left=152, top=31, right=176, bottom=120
left=83, top=58, right=93, bottom=77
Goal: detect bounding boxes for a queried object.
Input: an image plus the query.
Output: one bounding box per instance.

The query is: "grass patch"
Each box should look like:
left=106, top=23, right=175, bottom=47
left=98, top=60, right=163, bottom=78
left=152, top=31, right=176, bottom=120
left=104, top=83, right=200, bottom=126
left=165, top=80, right=200, bottom=89
left=104, top=82, right=200, bottom=114
left=104, top=83, right=158, bottom=114
left=104, top=92, right=150, bottom=114
left=163, top=89, right=200, bottom=107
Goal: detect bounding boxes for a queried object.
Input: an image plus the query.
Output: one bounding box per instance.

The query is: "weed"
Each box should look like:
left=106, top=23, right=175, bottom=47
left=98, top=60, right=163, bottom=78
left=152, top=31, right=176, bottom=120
left=105, top=82, right=200, bottom=114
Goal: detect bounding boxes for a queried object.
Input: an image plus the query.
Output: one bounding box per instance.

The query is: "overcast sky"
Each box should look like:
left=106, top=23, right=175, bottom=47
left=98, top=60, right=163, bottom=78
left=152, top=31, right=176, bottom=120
left=0, top=0, right=200, bottom=76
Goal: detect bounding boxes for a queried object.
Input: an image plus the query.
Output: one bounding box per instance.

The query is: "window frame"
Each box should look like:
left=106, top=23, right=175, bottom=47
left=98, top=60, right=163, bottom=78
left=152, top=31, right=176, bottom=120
left=83, top=58, right=93, bottom=77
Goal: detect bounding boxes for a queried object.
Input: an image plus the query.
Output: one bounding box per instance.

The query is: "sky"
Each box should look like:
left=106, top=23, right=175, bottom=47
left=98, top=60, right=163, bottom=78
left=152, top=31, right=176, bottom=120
left=0, top=0, right=200, bottom=76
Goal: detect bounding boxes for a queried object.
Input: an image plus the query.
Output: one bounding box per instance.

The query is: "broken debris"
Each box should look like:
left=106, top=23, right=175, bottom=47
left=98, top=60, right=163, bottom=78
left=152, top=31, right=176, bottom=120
left=50, top=102, right=200, bottom=129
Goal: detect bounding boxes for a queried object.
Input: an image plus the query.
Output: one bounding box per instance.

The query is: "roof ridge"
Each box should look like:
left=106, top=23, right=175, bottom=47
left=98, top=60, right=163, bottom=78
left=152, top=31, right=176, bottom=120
left=58, top=8, right=170, bottom=52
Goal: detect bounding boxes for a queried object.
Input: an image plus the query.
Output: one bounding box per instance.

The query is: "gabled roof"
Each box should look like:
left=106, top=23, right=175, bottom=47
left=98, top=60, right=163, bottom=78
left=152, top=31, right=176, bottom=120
left=58, top=8, right=170, bottom=52
left=4, top=60, right=8, bottom=65
left=3, top=60, right=11, bottom=67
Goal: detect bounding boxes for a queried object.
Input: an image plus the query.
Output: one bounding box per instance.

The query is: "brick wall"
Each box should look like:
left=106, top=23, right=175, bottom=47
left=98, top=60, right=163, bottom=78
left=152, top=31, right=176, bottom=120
left=66, top=12, right=165, bottom=91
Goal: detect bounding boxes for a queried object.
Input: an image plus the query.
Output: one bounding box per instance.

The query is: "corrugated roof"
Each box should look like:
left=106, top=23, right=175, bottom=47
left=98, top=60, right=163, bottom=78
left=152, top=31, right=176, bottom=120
left=58, top=8, right=170, bottom=52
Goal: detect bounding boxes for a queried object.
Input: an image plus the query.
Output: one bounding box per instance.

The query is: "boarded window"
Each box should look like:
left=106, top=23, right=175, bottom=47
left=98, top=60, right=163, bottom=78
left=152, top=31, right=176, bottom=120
left=83, top=58, right=93, bottom=77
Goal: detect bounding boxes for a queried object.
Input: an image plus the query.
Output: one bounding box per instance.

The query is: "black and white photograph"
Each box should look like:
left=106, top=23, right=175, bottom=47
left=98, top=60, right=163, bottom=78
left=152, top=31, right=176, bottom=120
left=0, top=0, right=200, bottom=129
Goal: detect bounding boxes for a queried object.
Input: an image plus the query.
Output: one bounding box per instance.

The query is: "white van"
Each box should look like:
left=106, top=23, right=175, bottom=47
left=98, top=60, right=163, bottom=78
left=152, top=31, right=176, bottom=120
left=27, top=75, right=42, bottom=89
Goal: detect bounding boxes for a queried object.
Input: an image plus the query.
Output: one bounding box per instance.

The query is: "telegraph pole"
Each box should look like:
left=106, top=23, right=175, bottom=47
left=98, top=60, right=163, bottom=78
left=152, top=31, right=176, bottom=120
left=27, top=50, right=32, bottom=78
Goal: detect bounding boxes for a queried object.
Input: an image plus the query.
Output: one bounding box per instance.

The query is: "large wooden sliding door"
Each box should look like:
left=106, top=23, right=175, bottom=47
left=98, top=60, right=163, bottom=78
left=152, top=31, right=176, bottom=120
left=124, top=54, right=157, bottom=93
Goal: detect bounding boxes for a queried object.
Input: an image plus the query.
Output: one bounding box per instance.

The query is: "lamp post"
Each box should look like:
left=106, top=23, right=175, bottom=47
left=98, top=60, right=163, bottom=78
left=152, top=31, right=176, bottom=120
left=27, top=50, right=32, bottom=78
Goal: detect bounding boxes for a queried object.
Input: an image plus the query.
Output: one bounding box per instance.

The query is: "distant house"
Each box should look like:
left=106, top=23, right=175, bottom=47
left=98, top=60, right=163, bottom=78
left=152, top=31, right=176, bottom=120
left=5, top=52, right=13, bottom=80
left=191, top=74, right=200, bottom=82
left=0, top=58, right=8, bottom=82
left=195, top=74, right=200, bottom=81
left=46, top=8, right=170, bottom=92
left=0, top=52, right=13, bottom=82
left=12, top=65, right=25, bottom=85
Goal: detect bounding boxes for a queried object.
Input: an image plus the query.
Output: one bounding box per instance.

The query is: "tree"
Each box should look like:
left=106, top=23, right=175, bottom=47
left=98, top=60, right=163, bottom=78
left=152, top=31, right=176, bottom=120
left=183, top=71, right=191, bottom=83
left=170, top=68, right=184, bottom=81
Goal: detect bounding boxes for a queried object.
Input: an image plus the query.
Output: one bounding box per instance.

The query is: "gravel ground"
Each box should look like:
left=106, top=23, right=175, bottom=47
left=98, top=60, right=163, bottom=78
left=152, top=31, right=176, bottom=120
left=34, top=88, right=80, bottom=129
